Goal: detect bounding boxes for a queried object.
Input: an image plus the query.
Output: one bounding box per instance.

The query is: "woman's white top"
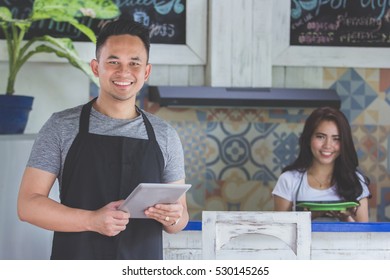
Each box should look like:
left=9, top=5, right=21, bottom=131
left=272, top=170, right=370, bottom=209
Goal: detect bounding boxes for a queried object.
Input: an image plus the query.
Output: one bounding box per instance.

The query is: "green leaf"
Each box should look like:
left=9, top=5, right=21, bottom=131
left=0, top=7, right=31, bottom=32
left=31, top=0, right=120, bottom=20
left=68, top=21, right=97, bottom=43
left=0, top=7, right=12, bottom=21
left=35, top=36, right=99, bottom=85
left=29, top=0, right=120, bottom=43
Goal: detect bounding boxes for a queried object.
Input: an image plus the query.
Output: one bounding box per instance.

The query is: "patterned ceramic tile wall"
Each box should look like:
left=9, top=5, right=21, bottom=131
left=140, top=68, right=390, bottom=221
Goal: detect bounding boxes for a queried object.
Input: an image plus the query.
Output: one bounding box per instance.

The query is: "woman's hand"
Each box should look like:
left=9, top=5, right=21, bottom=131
left=309, top=208, right=357, bottom=222
left=327, top=208, right=357, bottom=222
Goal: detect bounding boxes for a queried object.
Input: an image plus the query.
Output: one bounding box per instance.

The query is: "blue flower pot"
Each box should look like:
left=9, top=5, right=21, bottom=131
left=0, top=95, right=34, bottom=134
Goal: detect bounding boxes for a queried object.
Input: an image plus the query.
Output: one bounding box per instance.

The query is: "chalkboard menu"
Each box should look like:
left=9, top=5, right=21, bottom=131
left=0, top=0, right=186, bottom=44
left=290, top=0, right=390, bottom=47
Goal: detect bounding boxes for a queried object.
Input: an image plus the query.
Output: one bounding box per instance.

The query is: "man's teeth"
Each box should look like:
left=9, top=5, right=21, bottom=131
left=114, top=81, right=131, bottom=86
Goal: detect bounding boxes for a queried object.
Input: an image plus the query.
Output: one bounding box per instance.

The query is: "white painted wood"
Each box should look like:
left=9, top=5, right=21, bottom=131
left=202, top=211, right=312, bottom=260
left=207, top=0, right=233, bottom=86
left=163, top=231, right=202, bottom=260
left=272, top=66, right=286, bottom=87
left=313, top=250, right=390, bottom=260
left=188, top=66, right=205, bottom=86
left=149, top=65, right=171, bottom=85
left=149, top=65, right=204, bottom=86
left=182, top=0, right=207, bottom=65
left=311, top=232, right=390, bottom=260
left=231, top=0, right=253, bottom=87
left=207, top=0, right=273, bottom=87
left=271, top=0, right=291, bottom=65
left=169, top=66, right=190, bottom=86
left=252, top=0, right=272, bottom=87
left=284, top=67, right=324, bottom=88
left=0, top=0, right=207, bottom=66
left=272, top=0, right=390, bottom=68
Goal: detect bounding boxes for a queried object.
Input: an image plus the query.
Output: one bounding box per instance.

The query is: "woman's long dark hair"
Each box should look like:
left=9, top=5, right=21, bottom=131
left=283, top=107, right=370, bottom=202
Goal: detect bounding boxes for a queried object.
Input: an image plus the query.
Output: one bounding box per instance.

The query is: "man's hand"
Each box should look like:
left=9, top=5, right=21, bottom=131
left=89, top=200, right=130, bottom=236
left=144, top=202, right=184, bottom=226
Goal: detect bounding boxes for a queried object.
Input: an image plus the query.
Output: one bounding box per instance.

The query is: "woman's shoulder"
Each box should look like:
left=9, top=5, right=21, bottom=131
left=355, top=170, right=367, bottom=181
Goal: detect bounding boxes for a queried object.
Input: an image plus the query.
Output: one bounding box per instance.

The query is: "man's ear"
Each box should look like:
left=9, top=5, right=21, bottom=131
left=144, top=63, right=152, bottom=81
left=90, top=59, right=99, bottom=77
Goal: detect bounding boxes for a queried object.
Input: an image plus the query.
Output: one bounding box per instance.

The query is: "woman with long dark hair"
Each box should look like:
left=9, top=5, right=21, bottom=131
left=272, top=107, right=371, bottom=222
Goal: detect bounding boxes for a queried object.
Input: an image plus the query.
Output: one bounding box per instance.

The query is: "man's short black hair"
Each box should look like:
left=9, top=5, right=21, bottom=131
left=95, top=19, right=151, bottom=62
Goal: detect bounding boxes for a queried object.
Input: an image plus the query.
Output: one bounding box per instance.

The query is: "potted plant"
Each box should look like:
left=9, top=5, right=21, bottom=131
left=0, top=0, right=120, bottom=134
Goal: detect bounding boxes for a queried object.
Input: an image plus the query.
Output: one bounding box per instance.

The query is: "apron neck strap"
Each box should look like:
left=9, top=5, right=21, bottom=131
left=137, top=105, right=158, bottom=142
left=79, top=98, right=96, bottom=134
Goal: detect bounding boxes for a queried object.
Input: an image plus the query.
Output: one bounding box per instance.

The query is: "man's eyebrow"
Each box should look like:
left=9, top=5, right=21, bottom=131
left=129, top=56, right=142, bottom=61
left=106, top=55, right=142, bottom=61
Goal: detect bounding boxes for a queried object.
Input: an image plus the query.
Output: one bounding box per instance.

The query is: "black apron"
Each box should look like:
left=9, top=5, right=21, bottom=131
left=51, top=99, right=164, bottom=259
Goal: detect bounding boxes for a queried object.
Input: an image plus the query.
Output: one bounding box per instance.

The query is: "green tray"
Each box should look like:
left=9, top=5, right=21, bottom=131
left=296, top=201, right=359, bottom=211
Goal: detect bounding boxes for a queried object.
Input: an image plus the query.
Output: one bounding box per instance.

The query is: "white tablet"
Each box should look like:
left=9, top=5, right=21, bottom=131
left=118, top=183, right=191, bottom=219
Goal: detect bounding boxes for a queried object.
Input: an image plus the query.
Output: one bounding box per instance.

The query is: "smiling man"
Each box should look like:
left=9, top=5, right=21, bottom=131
left=17, top=19, right=188, bottom=260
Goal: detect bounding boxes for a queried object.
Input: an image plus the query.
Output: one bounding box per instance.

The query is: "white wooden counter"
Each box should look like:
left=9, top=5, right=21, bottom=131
left=163, top=221, right=390, bottom=260
left=311, top=223, right=390, bottom=260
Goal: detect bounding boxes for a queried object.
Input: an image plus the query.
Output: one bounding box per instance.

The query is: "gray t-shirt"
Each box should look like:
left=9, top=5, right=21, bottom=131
left=27, top=104, right=185, bottom=188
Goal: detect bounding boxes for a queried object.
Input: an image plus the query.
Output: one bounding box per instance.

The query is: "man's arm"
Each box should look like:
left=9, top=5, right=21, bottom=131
left=17, top=167, right=130, bottom=236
